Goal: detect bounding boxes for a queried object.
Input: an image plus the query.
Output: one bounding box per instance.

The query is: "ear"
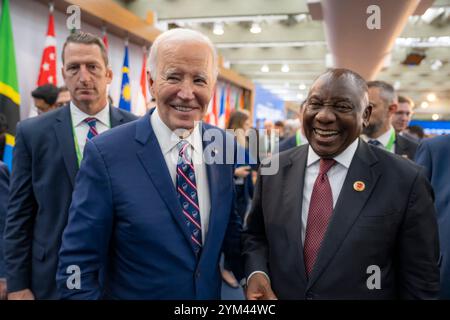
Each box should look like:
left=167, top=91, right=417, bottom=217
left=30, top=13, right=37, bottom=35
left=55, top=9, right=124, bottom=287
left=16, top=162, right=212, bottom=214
left=106, top=67, right=113, bottom=85
left=148, top=71, right=156, bottom=98
left=61, top=66, right=66, bottom=81
left=388, top=103, right=397, bottom=115
left=362, top=104, right=372, bottom=127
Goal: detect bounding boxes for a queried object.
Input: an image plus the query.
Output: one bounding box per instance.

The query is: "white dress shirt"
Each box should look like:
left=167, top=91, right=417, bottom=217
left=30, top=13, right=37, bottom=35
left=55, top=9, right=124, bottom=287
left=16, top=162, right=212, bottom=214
left=70, top=102, right=111, bottom=156
left=150, top=109, right=211, bottom=243
left=361, top=126, right=396, bottom=153
left=248, top=138, right=359, bottom=283
left=301, top=138, right=359, bottom=244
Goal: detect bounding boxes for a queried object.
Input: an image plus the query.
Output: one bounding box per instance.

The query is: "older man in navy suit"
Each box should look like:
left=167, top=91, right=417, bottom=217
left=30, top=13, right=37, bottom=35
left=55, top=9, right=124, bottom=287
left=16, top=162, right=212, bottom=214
left=415, top=135, right=450, bottom=299
left=4, top=32, right=137, bottom=300
left=243, top=69, right=439, bottom=299
left=57, top=28, right=243, bottom=299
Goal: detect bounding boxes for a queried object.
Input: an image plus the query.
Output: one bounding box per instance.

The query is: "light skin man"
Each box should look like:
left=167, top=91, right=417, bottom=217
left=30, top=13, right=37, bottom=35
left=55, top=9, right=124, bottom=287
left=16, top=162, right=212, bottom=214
left=392, top=95, right=414, bottom=134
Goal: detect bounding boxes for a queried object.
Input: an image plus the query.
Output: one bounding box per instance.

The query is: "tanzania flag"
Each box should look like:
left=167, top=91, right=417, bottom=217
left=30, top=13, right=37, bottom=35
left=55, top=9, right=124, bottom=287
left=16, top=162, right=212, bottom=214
left=119, top=44, right=131, bottom=112
left=0, top=0, right=21, bottom=171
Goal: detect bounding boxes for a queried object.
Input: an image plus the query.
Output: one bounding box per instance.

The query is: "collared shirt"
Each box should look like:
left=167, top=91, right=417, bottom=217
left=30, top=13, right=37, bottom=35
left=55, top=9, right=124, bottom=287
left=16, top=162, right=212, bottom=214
left=301, top=138, right=359, bottom=244
left=247, top=138, right=359, bottom=284
left=150, top=109, right=210, bottom=243
left=70, top=102, right=111, bottom=156
left=361, top=126, right=396, bottom=153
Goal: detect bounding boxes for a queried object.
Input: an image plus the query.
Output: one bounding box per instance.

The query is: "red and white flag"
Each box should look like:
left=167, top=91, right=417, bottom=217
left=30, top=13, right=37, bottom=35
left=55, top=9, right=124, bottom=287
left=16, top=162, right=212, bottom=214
left=102, top=26, right=109, bottom=51
left=135, top=48, right=149, bottom=116
left=37, top=4, right=57, bottom=86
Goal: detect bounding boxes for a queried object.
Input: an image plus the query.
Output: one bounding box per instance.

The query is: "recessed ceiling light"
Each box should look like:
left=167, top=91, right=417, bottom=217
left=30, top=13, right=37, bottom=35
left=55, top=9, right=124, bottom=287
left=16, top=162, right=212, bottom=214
left=213, top=22, right=224, bottom=35
left=250, top=22, right=262, bottom=34
left=281, top=64, right=290, bottom=73
left=299, top=83, right=306, bottom=90
left=261, top=64, right=269, bottom=72
left=421, top=101, right=429, bottom=109
left=432, top=113, right=440, bottom=121
left=297, top=93, right=305, bottom=100
left=427, top=93, right=437, bottom=102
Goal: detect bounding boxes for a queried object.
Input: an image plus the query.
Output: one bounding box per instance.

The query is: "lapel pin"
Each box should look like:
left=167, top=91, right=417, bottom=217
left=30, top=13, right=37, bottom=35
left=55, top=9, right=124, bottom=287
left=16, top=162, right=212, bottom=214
left=353, top=181, right=365, bottom=192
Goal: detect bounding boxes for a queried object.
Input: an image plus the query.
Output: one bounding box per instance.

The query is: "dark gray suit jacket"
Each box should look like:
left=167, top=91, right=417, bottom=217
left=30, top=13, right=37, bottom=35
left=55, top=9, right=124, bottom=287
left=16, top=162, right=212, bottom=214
left=243, top=139, right=440, bottom=299
left=395, top=133, right=418, bottom=160
left=4, top=105, right=137, bottom=299
left=0, top=161, right=9, bottom=277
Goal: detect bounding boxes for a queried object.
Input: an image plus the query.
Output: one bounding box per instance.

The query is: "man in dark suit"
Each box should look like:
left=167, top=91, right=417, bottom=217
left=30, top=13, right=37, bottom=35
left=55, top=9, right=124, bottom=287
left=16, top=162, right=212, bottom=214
left=56, top=28, right=243, bottom=300
left=362, top=81, right=418, bottom=160
left=242, top=68, right=440, bottom=299
left=4, top=32, right=137, bottom=300
left=0, top=161, right=9, bottom=300
left=415, top=135, right=450, bottom=299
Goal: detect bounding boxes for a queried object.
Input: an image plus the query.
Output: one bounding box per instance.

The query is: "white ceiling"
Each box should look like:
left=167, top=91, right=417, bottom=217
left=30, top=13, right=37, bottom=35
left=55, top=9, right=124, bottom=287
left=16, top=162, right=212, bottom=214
left=117, top=0, right=450, bottom=120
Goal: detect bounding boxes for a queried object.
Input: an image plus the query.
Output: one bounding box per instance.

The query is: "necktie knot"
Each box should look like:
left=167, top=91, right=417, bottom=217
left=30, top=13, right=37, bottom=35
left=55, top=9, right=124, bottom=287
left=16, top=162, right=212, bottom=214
left=319, top=158, right=336, bottom=175
left=368, top=139, right=383, bottom=147
left=84, top=117, right=98, bottom=139
left=177, top=140, right=192, bottom=163
left=84, top=117, right=97, bottom=128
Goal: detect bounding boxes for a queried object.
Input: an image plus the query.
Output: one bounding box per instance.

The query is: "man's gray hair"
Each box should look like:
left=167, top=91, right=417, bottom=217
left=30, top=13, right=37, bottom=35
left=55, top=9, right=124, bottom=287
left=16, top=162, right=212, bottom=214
left=147, top=28, right=219, bottom=80
left=367, top=80, right=398, bottom=106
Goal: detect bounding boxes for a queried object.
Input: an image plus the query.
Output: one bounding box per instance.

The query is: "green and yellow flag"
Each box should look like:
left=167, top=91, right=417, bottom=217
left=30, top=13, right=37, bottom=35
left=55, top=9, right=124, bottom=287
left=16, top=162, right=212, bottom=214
left=0, top=0, right=21, bottom=170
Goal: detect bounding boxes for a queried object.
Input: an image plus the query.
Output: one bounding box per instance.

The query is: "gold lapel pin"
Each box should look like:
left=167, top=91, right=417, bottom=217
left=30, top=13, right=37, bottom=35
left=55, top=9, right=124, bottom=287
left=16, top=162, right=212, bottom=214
left=353, top=181, right=365, bottom=192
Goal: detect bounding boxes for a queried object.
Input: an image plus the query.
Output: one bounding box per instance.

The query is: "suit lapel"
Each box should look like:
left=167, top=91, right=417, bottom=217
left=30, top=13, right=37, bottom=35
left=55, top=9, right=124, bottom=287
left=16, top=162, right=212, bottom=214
left=109, top=105, right=125, bottom=128
left=307, top=140, right=381, bottom=289
left=135, top=112, right=196, bottom=254
left=282, top=145, right=308, bottom=285
left=54, top=106, right=78, bottom=186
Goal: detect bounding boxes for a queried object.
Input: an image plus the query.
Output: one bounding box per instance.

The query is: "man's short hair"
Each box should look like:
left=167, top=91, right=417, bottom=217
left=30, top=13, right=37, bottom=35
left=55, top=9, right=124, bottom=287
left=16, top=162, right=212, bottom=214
left=62, top=31, right=108, bottom=67
left=147, top=28, right=218, bottom=79
left=31, top=84, right=59, bottom=105
left=398, top=95, right=415, bottom=109
left=367, top=80, right=397, bottom=105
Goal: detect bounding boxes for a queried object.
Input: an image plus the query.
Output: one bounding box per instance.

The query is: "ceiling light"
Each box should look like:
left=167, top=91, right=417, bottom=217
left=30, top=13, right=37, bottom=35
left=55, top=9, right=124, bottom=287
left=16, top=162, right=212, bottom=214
left=432, top=113, right=440, bottom=121
left=261, top=64, right=269, bottom=72
left=421, top=101, right=429, bottom=109
left=430, top=59, right=443, bottom=71
left=427, top=93, right=437, bottom=102
left=213, top=22, right=224, bottom=35
left=250, top=22, right=262, bottom=34
left=281, top=64, right=290, bottom=73
left=296, top=93, right=305, bottom=100
left=393, top=81, right=401, bottom=90
left=215, top=41, right=325, bottom=49
left=159, top=14, right=289, bottom=24
left=299, top=83, right=306, bottom=90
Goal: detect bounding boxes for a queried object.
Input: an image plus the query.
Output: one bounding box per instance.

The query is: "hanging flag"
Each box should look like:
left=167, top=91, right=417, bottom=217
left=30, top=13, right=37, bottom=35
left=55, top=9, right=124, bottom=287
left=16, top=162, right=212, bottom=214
left=135, top=47, right=148, bottom=116
left=101, top=26, right=109, bottom=51
left=118, top=43, right=131, bottom=112
left=218, top=84, right=226, bottom=128
left=0, top=0, right=21, bottom=171
left=37, top=3, right=57, bottom=87
left=225, top=84, right=231, bottom=126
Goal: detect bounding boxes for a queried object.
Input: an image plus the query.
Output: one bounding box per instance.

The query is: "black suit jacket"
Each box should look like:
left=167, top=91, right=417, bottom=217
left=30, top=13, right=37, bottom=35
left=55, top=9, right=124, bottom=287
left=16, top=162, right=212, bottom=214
left=0, top=161, right=9, bottom=277
left=4, top=105, right=137, bottom=299
left=395, top=134, right=418, bottom=160
left=243, top=139, right=440, bottom=299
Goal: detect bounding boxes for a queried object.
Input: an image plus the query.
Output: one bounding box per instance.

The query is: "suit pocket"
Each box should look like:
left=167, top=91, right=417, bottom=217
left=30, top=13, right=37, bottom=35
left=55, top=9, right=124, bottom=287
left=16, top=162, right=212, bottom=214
left=32, top=242, right=46, bottom=261
left=356, top=213, right=398, bottom=228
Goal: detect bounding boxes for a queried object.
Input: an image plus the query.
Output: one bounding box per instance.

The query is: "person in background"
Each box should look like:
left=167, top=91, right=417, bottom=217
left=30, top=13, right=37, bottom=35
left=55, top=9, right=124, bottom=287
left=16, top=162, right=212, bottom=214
left=392, top=95, right=414, bottom=135
left=404, top=125, right=425, bottom=142
left=274, top=121, right=286, bottom=142
left=279, top=101, right=308, bottom=152
left=4, top=31, right=137, bottom=300
left=0, top=161, right=9, bottom=300
left=31, top=84, right=60, bottom=114
left=415, top=134, right=450, bottom=299
left=55, top=86, right=71, bottom=108
left=222, top=109, right=255, bottom=288
left=361, top=81, right=418, bottom=160
left=0, top=114, right=7, bottom=161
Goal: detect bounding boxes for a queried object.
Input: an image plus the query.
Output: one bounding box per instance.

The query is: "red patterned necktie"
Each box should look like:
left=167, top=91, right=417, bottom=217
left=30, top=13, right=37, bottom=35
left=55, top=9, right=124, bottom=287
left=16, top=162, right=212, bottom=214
left=84, top=117, right=98, bottom=140
left=176, top=140, right=202, bottom=256
left=304, top=158, right=336, bottom=278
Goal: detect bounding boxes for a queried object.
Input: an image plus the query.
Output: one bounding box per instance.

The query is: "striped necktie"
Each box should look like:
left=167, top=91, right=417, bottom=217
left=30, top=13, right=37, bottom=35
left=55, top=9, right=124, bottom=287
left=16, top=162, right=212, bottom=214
left=84, top=117, right=98, bottom=140
left=176, top=140, right=202, bottom=256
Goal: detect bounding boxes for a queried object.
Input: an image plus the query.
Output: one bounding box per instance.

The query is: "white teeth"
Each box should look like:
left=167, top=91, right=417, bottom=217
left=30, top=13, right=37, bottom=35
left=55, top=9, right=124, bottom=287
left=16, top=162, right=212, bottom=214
left=174, top=106, right=193, bottom=112
left=315, top=128, right=338, bottom=136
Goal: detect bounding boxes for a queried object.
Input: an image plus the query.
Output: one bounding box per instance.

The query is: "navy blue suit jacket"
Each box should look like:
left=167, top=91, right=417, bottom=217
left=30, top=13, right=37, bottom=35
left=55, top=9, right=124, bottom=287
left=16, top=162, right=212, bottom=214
left=4, top=105, right=137, bottom=299
left=0, top=161, right=9, bottom=277
left=57, top=111, right=243, bottom=299
left=415, top=134, right=450, bottom=299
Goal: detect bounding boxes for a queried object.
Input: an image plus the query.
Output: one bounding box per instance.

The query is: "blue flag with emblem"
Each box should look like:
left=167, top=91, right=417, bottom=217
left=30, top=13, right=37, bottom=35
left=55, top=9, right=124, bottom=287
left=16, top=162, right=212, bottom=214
left=119, top=44, right=131, bottom=111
